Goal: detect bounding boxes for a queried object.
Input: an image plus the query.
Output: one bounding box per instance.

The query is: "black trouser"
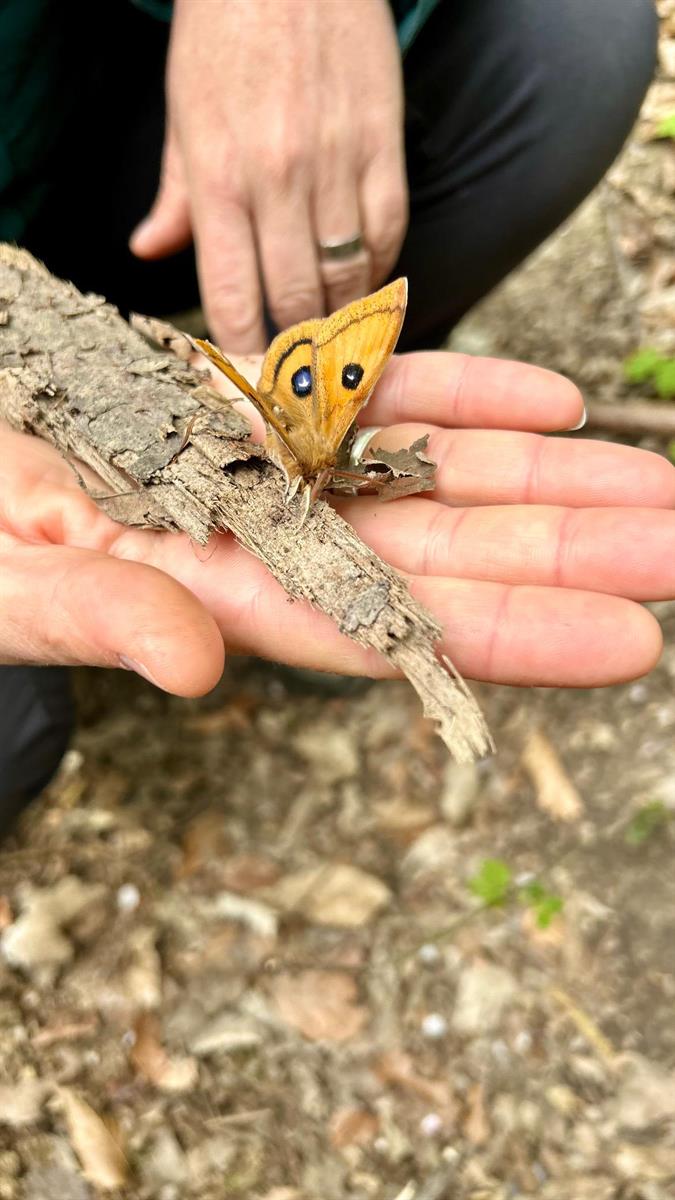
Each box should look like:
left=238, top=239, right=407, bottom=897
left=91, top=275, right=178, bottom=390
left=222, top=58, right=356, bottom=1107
left=0, top=0, right=658, bottom=827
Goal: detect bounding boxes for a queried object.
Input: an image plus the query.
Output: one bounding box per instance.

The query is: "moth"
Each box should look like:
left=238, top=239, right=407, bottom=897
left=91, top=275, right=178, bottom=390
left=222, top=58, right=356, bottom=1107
left=191, top=277, right=408, bottom=516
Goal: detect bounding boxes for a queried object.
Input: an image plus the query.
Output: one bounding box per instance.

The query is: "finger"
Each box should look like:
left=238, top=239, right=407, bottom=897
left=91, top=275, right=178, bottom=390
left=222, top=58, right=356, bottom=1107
left=338, top=496, right=675, bottom=600
left=362, top=423, right=675, bottom=509
left=411, top=576, right=662, bottom=687
left=118, top=530, right=387, bottom=677
left=360, top=143, right=408, bottom=287
left=0, top=545, right=224, bottom=695
left=366, top=353, right=586, bottom=432
left=111, top=526, right=661, bottom=687
left=193, top=196, right=266, bottom=353
left=254, top=187, right=324, bottom=331
left=313, top=140, right=372, bottom=311
left=130, top=126, right=193, bottom=260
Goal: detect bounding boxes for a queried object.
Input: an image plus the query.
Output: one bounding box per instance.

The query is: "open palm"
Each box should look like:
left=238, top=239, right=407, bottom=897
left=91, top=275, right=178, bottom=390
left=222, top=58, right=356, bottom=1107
left=0, top=351, right=672, bottom=695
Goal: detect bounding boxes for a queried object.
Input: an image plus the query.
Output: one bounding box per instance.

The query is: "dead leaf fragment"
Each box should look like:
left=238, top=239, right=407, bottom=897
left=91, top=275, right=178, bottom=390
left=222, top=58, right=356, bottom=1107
left=267, top=863, right=391, bottom=927
left=463, top=1082, right=490, bottom=1146
left=522, top=729, right=583, bottom=822
left=329, top=1107, right=379, bottom=1150
left=123, top=926, right=162, bottom=1010
left=358, top=435, right=437, bottom=500
left=131, top=1012, right=199, bottom=1092
left=175, top=809, right=230, bottom=880
left=59, top=1088, right=128, bottom=1189
left=375, top=1049, right=455, bottom=1115
left=0, top=1079, right=50, bottom=1127
left=269, top=970, right=368, bottom=1041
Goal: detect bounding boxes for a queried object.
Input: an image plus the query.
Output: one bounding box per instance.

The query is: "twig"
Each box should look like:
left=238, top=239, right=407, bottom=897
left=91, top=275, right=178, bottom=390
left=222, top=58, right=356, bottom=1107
left=585, top=398, right=675, bottom=437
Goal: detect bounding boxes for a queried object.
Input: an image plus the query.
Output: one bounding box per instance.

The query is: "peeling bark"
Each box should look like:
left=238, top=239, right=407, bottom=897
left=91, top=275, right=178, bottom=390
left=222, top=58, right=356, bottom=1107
left=0, top=245, right=493, bottom=762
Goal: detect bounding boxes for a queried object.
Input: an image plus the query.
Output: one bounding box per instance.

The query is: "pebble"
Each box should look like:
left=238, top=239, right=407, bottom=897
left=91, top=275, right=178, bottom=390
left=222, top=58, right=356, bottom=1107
left=419, top=1112, right=443, bottom=1137
left=421, top=1012, right=448, bottom=1039
left=452, top=962, right=517, bottom=1036
left=417, top=943, right=441, bottom=966
left=116, top=883, right=141, bottom=913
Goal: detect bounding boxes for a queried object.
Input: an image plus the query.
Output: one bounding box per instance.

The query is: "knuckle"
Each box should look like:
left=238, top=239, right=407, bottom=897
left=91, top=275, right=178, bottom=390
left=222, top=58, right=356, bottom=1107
left=207, top=285, right=261, bottom=345
left=269, top=287, right=322, bottom=328
left=263, top=141, right=308, bottom=191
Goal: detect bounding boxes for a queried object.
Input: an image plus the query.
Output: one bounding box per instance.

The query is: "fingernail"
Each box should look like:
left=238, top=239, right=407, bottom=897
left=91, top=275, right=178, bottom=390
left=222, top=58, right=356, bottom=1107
left=566, top=406, right=587, bottom=432
left=119, top=654, right=158, bottom=686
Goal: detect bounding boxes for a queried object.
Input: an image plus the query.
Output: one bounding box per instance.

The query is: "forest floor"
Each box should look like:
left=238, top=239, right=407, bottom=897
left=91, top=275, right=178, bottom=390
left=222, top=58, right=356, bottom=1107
left=2, top=10, right=675, bottom=1200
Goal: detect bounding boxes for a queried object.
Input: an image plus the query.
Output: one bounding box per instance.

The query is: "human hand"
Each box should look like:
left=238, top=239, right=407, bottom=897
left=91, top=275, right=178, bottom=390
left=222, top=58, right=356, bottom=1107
left=1, top=354, right=673, bottom=693
left=129, top=0, right=407, bottom=351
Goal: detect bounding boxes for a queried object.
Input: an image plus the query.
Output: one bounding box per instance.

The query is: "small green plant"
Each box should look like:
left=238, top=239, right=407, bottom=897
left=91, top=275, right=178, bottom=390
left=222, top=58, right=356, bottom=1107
left=625, top=801, right=670, bottom=846
left=624, top=348, right=664, bottom=384
left=666, top=440, right=675, bottom=464
left=467, top=858, right=564, bottom=929
left=655, top=112, right=675, bottom=140
left=518, top=879, right=564, bottom=928
left=623, top=348, right=675, bottom=399
left=468, top=857, right=512, bottom=906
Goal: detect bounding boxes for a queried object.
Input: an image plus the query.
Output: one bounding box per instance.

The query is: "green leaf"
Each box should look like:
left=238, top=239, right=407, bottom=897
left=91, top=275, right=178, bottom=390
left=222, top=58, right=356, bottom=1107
left=666, top=440, right=675, bottom=465
left=519, top=881, right=564, bottom=928
left=625, top=801, right=669, bottom=846
left=533, top=894, right=564, bottom=928
left=653, top=359, right=675, bottom=399
left=655, top=112, right=675, bottom=140
left=468, top=858, right=512, bottom=907
left=623, top=348, right=664, bottom=385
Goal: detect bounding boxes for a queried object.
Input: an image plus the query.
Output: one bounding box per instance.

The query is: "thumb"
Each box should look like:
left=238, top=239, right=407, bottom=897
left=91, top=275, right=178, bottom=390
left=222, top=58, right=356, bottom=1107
left=130, top=129, right=193, bottom=260
left=0, top=545, right=224, bottom=697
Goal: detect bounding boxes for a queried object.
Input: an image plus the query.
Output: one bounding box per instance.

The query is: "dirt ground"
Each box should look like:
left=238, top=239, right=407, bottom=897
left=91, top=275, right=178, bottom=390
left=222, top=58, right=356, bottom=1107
left=2, top=12, right=675, bottom=1200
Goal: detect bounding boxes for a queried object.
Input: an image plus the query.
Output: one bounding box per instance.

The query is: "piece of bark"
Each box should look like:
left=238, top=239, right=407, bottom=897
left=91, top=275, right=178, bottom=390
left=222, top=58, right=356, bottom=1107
left=585, top=399, right=675, bottom=438
left=0, top=245, right=493, bottom=761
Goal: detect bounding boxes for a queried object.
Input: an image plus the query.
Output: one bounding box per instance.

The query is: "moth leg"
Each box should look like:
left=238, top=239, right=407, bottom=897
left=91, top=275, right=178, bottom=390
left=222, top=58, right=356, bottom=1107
left=168, top=413, right=198, bottom=464
left=297, top=484, right=313, bottom=528
left=285, top=474, right=303, bottom=504
left=310, top=468, right=332, bottom=505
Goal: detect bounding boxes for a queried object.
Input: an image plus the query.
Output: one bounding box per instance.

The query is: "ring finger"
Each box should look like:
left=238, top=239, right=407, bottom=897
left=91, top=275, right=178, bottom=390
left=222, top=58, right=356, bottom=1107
left=313, top=143, right=371, bottom=312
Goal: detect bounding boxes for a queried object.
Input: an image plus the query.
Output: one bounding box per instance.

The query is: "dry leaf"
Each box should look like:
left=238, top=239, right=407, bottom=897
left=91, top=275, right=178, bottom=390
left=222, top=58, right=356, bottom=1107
left=0, top=895, right=12, bottom=930
left=375, top=1049, right=455, bottom=1115
left=350, top=435, right=436, bottom=500
left=219, top=853, right=281, bottom=893
left=267, top=863, right=390, bottom=927
left=329, top=1107, right=379, bottom=1150
left=184, top=697, right=255, bottom=734
left=175, top=809, right=230, bottom=880
left=269, top=970, right=368, bottom=1041
left=123, top=926, right=162, bottom=1010
left=131, top=1012, right=199, bottom=1092
left=463, top=1082, right=490, bottom=1146
left=522, top=729, right=583, bottom=822
left=59, top=1088, right=128, bottom=1189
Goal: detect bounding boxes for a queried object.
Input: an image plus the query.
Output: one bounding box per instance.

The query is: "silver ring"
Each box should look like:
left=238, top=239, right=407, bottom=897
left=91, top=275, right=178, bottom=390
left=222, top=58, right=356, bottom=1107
left=318, top=233, right=364, bottom=262
left=349, top=426, right=383, bottom=466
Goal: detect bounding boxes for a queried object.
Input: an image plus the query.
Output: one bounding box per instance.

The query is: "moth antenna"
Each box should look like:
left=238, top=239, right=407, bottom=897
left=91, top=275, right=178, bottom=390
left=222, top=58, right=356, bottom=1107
left=189, top=336, right=301, bottom=461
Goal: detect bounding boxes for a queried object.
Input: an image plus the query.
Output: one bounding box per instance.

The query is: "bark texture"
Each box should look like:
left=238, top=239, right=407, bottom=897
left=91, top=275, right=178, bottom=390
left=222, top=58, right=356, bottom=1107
left=0, top=245, right=493, bottom=762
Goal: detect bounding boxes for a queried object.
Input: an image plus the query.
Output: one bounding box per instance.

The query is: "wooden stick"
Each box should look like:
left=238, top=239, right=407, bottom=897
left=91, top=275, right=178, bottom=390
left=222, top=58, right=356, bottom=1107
left=585, top=399, right=675, bottom=438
